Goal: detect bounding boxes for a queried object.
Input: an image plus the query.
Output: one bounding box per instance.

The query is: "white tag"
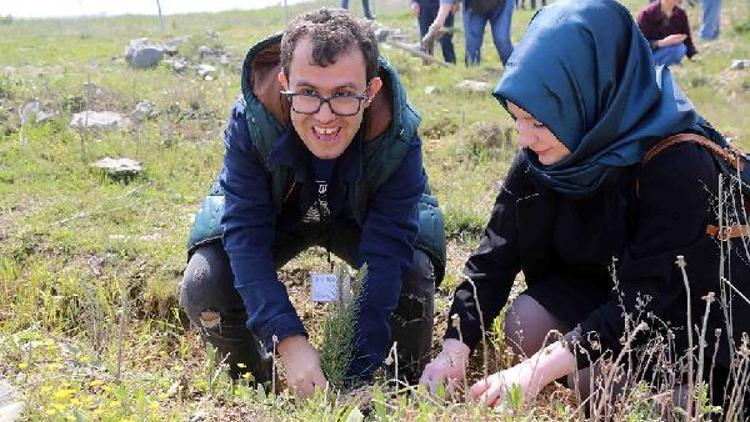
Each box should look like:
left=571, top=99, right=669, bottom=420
left=310, top=273, right=339, bottom=303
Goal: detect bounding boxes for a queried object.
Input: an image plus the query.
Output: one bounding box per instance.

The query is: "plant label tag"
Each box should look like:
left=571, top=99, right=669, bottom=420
left=310, top=273, right=338, bottom=303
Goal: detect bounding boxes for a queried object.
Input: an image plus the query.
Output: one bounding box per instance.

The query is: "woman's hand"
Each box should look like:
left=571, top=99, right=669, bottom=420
left=468, top=360, right=545, bottom=407
left=468, top=341, right=577, bottom=407
left=419, top=339, right=471, bottom=395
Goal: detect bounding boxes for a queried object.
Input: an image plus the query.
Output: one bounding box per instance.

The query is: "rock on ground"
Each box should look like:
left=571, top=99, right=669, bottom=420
left=0, top=380, right=23, bottom=422
left=730, top=59, right=750, bottom=70
left=131, top=101, right=159, bottom=121
left=125, top=38, right=165, bottom=69
left=196, top=64, right=216, bottom=80
left=91, top=157, right=143, bottom=178
left=455, top=79, right=492, bottom=93
left=424, top=85, right=439, bottom=95
left=21, top=101, right=56, bottom=124
left=70, top=110, right=128, bottom=130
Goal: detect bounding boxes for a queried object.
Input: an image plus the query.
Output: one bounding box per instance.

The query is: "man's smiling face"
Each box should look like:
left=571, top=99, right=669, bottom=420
left=279, top=37, right=382, bottom=160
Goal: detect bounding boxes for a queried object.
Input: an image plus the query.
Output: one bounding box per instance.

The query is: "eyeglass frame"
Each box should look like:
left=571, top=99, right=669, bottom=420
left=280, top=82, right=372, bottom=117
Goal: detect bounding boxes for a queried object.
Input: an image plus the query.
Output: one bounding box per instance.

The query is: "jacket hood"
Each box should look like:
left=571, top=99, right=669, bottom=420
left=240, top=33, right=415, bottom=143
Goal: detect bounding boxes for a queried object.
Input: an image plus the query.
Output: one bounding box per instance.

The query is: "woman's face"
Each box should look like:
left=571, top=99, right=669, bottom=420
left=507, top=101, right=571, bottom=166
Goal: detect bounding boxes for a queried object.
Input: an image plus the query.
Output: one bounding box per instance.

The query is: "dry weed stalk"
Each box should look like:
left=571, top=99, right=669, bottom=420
left=465, top=276, right=489, bottom=381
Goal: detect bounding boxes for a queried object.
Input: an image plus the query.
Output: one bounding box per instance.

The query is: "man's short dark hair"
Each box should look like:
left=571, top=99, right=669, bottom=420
left=280, top=8, right=380, bottom=80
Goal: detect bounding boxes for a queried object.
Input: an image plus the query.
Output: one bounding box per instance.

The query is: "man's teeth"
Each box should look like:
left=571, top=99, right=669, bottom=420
left=315, top=127, right=337, bottom=135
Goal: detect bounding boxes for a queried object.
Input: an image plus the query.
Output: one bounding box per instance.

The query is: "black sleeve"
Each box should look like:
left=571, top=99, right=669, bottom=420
left=445, top=152, right=527, bottom=349
left=566, top=143, right=719, bottom=368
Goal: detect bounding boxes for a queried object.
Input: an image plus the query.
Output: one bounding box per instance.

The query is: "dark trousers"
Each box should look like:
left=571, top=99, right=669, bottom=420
left=180, top=220, right=435, bottom=384
left=418, top=3, right=456, bottom=64
left=341, top=0, right=374, bottom=19
left=516, top=0, right=546, bottom=8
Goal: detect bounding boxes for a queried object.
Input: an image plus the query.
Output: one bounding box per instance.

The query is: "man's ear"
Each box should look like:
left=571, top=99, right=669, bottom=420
left=278, top=71, right=289, bottom=91
left=364, top=76, right=383, bottom=108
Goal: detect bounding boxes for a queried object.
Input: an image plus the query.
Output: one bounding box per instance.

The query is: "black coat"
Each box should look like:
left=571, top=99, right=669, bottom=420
left=446, top=143, right=750, bottom=370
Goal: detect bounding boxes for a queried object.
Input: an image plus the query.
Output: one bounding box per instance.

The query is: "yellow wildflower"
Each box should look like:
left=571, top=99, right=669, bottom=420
left=18, top=362, right=29, bottom=370
left=54, top=389, right=75, bottom=402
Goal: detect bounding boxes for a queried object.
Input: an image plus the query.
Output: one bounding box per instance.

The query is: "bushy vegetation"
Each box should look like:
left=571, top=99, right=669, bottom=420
left=2, top=0, right=750, bottom=420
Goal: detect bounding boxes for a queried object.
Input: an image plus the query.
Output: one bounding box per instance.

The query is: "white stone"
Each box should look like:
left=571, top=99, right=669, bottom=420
left=91, top=157, right=142, bottom=177
left=729, top=59, right=750, bottom=70
left=70, top=110, right=127, bottom=130
left=0, top=380, right=23, bottom=422
left=455, top=79, right=491, bottom=93
left=196, top=64, right=216, bottom=79
left=424, top=85, right=439, bottom=95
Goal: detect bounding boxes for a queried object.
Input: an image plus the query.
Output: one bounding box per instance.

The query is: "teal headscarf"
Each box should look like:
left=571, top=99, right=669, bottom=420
left=494, top=0, right=702, bottom=197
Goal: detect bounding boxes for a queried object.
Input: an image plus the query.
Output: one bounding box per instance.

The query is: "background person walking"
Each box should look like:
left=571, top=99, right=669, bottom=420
left=700, top=0, right=721, bottom=40
left=341, top=0, right=375, bottom=19
left=463, top=0, right=515, bottom=65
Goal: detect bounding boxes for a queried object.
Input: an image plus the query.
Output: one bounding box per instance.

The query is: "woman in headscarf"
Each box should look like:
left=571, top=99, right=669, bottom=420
left=420, top=0, right=750, bottom=409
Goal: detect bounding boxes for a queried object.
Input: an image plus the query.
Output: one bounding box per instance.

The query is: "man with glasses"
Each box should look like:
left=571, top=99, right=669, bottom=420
left=180, top=8, right=445, bottom=397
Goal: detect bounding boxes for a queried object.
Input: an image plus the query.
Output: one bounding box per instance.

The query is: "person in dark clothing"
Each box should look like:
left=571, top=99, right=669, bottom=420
left=180, top=8, right=446, bottom=398
left=411, top=0, right=457, bottom=64
left=420, top=0, right=750, bottom=410
left=637, top=0, right=698, bottom=66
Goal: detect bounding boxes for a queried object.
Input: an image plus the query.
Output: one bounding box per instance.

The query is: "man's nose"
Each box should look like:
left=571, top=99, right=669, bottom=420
left=315, top=101, right=336, bottom=122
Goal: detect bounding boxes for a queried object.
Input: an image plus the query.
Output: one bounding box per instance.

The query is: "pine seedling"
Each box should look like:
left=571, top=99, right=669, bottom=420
left=320, top=264, right=367, bottom=389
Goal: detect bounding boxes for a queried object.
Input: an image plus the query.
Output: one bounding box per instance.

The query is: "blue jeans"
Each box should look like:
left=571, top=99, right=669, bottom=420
left=463, top=0, right=515, bottom=66
left=653, top=43, right=687, bottom=66
left=418, top=3, right=456, bottom=63
left=700, top=0, right=721, bottom=40
left=341, top=0, right=374, bottom=19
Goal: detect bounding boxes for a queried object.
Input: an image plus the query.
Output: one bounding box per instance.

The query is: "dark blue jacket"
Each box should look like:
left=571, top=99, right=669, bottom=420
left=187, top=34, right=445, bottom=379
left=220, top=99, right=426, bottom=378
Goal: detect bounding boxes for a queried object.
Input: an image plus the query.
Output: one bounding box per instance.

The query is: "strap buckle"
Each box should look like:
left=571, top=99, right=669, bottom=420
left=717, top=226, right=733, bottom=241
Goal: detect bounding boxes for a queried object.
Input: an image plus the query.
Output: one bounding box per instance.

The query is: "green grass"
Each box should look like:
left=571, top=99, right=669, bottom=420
left=1, top=0, right=750, bottom=419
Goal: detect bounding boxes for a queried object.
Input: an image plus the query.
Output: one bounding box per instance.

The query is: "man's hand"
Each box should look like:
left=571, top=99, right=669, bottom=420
left=658, top=33, right=688, bottom=48
left=277, top=335, right=328, bottom=398
left=419, top=339, right=470, bottom=395
left=410, top=1, right=420, bottom=16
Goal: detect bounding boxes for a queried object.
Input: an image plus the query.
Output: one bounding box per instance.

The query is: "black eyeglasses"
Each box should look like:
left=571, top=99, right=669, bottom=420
left=280, top=84, right=370, bottom=117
